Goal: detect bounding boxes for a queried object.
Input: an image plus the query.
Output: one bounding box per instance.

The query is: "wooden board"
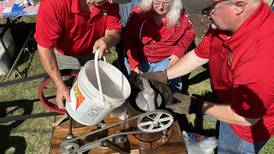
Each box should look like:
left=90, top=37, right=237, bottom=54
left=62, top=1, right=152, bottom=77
left=50, top=115, right=123, bottom=154
left=139, top=120, right=187, bottom=154
left=50, top=115, right=97, bottom=154
left=50, top=114, right=187, bottom=154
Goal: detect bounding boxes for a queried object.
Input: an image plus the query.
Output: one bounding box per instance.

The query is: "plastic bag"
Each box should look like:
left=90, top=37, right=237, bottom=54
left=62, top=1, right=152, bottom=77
left=182, top=131, right=217, bottom=154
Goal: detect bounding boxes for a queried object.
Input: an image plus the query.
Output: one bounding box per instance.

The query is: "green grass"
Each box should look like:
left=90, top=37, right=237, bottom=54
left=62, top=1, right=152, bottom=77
left=0, top=50, right=53, bottom=154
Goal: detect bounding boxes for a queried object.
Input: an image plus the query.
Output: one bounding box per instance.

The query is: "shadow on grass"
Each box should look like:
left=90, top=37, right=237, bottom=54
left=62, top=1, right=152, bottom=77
left=176, top=65, right=215, bottom=136
left=175, top=91, right=219, bottom=137
left=0, top=99, right=35, bottom=154
left=175, top=113, right=218, bottom=137
left=187, top=64, right=210, bottom=86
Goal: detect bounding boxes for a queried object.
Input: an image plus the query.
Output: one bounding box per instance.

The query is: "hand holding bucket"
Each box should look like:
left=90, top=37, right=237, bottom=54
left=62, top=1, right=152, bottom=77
left=94, top=48, right=106, bottom=104
left=66, top=49, right=131, bottom=125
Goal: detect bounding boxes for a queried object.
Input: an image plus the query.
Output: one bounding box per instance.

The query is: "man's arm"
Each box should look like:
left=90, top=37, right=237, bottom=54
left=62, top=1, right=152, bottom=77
left=104, top=29, right=121, bottom=49
left=165, top=93, right=260, bottom=126
left=167, top=50, right=209, bottom=79
left=93, top=29, right=121, bottom=58
left=142, top=49, right=209, bottom=84
left=37, top=45, right=70, bottom=109
left=203, top=102, right=260, bottom=126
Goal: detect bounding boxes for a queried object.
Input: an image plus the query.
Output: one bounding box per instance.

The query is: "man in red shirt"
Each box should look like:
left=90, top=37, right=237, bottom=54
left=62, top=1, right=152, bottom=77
left=35, top=0, right=124, bottom=109
left=143, top=0, right=274, bottom=153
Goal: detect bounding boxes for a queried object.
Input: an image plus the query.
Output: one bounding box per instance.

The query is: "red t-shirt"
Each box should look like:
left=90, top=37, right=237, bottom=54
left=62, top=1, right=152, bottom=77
left=195, top=2, right=274, bottom=143
left=35, top=0, right=121, bottom=56
left=123, top=7, right=195, bottom=69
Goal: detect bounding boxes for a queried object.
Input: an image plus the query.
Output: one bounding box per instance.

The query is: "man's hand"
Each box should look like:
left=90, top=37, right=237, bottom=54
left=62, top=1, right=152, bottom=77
left=130, top=66, right=142, bottom=82
left=93, top=30, right=120, bottom=59
left=168, top=54, right=179, bottom=68
left=165, top=93, right=204, bottom=115
left=56, top=84, right=71, bottom=109
left=150, top=80, right=173, bottom=105
left=93, top=37, right=108, bottom=59
left=142, top=71, right=168, bottom=84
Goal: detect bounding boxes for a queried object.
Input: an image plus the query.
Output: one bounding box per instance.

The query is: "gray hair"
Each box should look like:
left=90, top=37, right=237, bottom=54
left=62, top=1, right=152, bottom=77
left=139, top=0, right=183, bottom=26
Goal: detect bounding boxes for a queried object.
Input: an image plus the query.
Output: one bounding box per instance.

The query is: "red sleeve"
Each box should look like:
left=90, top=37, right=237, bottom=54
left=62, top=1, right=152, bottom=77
left=105, top=4, right=122, bottom=33
left=194, top=29, right=214, bottom=59
left=172, top=13, right=196, bottom=58
left=34, top=0, right=63, bottom=49
left=231, top=60, right=274, bottom=118
left=123, top=10, right=142, bottom=69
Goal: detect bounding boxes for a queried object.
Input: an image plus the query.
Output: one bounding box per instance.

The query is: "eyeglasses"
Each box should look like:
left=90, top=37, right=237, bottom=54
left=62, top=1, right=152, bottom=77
left=153, top=0, right=172, bottom=8
left=201, top=0, right=232, bottom=15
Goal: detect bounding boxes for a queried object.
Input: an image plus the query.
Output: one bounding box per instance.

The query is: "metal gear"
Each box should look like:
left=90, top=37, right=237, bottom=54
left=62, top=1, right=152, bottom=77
left=137, top=110, right=173, bottom=133
left=60, top=142, right=81, bottom=154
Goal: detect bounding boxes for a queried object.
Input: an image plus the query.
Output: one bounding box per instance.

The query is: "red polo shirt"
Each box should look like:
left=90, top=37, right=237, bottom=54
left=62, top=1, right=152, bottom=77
left=195, top=2, right=274, bottom=143
left=123, top=7, right=195, bottom=69
left=35, top=0, right=121, bottom=56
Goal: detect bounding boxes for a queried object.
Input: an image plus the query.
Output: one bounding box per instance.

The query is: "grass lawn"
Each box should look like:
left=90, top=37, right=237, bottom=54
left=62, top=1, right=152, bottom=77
left=0, top=16, right=273, bottom=154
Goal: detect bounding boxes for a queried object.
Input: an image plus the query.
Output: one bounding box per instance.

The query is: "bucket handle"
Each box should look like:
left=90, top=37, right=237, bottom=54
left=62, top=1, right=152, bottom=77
left=94, top=49, right=107, bottom=103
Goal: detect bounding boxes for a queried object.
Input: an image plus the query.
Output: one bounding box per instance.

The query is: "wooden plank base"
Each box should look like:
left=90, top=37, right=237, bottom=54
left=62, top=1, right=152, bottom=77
left=50, top=115, right=187, bottom=154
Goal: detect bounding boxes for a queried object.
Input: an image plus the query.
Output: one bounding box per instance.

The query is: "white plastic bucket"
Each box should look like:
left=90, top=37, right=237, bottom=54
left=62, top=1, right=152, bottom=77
left=66, top=49, right=131, bottom=125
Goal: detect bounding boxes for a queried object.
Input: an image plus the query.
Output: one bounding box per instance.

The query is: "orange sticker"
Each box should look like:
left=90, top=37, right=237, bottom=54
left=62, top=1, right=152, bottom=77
left=74, top=85, right=85, bottom=110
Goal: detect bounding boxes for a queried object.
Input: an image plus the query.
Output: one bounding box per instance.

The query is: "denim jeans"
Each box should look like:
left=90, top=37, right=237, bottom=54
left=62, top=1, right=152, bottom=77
left=218, top=122, right=267, bottom=154
left=124, top=57, right=182, bottom=93
left=119, top=0, right=140, bottom=27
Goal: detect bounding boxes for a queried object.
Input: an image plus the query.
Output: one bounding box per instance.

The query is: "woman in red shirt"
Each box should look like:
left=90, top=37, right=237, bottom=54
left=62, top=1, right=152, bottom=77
left=123, top=0, right=195, bottom=92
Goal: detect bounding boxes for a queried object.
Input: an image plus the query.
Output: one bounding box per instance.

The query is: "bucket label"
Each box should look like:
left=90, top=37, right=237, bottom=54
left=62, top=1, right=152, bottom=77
left=87, top=108, right=98, bottom=117
left=73, top=84, right=85, bottom=110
